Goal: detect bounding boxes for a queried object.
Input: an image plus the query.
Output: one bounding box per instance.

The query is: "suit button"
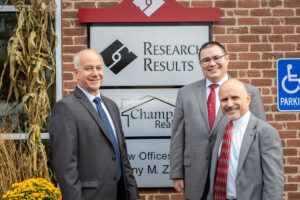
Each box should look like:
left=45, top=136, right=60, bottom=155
left=206, top=156, right=210, bottom=160
left=209, top=137, right=213, bottom=142
left=113, top=177, right=117, bottom=181
left=112, top=156, right=116, bottom=161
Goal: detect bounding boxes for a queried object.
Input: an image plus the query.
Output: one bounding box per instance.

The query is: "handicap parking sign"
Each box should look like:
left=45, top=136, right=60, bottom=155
left=277, top=59, right=300, bottom=111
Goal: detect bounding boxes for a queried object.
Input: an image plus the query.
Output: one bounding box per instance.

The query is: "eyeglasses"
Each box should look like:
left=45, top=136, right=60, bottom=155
left=200, top=54, right=227, bottom=66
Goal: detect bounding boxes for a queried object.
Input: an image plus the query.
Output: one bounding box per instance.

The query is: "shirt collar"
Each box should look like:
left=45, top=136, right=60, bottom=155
left=77, top=85, right=102, bottom=102
left=232, top=110, right=251, bottom=129
left=206, top=74, right=229, bottom=88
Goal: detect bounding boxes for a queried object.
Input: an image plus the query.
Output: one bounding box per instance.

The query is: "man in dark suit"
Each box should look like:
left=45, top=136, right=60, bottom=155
left=49, top=49, right=139, bottom=200
left=170, top=42, right=266, bottom=200
left=207, top=79, right=283, bottom=200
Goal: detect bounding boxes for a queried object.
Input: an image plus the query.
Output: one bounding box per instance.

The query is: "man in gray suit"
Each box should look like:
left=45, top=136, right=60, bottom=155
left=170, top=41, right=266, bottom=200
left=207, top=79, right=283, bottom=200
left=49, top=49, right=139, bottom=200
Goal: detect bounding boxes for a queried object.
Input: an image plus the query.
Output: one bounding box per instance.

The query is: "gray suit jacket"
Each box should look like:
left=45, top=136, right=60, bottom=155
left=170, top=78, right=266, bottom=200
left=49, top=87, right=139, bottom=200
left=207, top=114, right=284, bottom=200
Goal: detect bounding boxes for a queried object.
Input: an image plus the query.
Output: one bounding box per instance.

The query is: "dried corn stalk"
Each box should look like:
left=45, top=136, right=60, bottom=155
left=0, top=0, right=57, bottom=180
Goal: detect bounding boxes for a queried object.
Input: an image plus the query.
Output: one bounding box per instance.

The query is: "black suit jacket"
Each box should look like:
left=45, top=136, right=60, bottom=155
left=50, top=87, right=139, bottom=200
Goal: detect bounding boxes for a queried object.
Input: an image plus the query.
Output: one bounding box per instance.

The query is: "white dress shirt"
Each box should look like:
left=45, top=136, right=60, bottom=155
left=206, top=74, right=229, bottom=116
left=77, top=85, right=118, bottom=140
left=218, top=111, right=251, bottom=199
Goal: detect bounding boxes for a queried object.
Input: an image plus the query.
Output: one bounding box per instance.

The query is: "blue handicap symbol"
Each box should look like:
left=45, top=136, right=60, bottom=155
left=277, top=59, right=300, bottom=111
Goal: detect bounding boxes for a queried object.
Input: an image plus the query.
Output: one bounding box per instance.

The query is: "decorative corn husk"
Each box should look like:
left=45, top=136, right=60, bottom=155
left=0, top=0, right=58, bottom=190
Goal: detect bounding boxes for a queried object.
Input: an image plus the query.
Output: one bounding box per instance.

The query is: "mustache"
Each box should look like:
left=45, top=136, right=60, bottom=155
left=224, top=105, right=240, bottom=112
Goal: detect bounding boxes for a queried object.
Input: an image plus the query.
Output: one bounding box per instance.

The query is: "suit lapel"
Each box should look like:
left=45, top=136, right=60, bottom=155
left=195, top=79, right=210, bottom=131
left=74, top=87, right=112, bottom=143
left=237, top=114, right=257, bottom=176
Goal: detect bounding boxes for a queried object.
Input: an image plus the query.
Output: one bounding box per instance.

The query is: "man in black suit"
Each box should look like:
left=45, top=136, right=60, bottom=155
left=50, top=49, right=139, bottom=200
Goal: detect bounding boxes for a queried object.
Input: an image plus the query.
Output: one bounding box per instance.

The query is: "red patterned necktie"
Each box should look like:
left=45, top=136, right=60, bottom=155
left=207, top=84, right=219, bottom=130
left=214, top=121, right=233, bottom=200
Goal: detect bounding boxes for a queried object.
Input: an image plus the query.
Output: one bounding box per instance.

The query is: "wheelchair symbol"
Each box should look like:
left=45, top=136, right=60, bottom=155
left=281, top=64, right=300, bottom=94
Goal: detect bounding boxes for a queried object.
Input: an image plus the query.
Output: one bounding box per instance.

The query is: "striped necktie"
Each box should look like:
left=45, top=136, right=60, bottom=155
left=214, top=121, right=233, bottom=200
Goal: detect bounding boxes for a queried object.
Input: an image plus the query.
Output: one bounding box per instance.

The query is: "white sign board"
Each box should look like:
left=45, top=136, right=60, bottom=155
left=90, top=25, right=209, bottom=86
left=101, top=89, right=178, bottom=137
left=126, top=139, right=172, bottom=187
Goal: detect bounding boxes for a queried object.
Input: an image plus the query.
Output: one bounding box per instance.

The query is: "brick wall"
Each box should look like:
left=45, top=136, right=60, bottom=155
left=61, top=0, right=300, bottom=199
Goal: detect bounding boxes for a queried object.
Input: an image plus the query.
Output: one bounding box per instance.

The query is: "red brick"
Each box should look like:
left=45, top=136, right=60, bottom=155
left=170, top=194, right=184, bottom=200
left=62, top=20, right=71, bottom=27
left=238, top=1, right=259, bottom=8
left=215, top=18, right=236, bottom=25
left=62, top=11, right=78, bottom=19
left=74, top=2, right=96, bottom=9
left=286, top=140, right=300, bottom=148
left=251, top=44, right=272, bottom=52
left=233, top=9, right=248, bottom=16
left=289, top=192, right=300, bottom=200
left=274, top=44, right=295, bottom=51
left=266, top=113, right=274, bottom=121
left=74, top=37, right=87, bottom=45
left=284, top=148, right=298, bottom=156
left=239, top=35, right=260, bottom=43
left=62, top=2, right=73, bottom=10
left=273, top=26, right=294, bottom=34
left=238, top=18, right=259, bottom=25
left=228, top=53, right=237, bottom=60
left=263, top=96, right=273, bottom=103
left=63, top=46, right=86, bottom=54
left=261, top=18, right=282, bottom=25
left=177, top=1, right=189, bottom=7
left=261, top=0, right=282, bottom=7
left=228, top=61, right=248, bottom=69
left=97, top=2, right=119, bottom=8
left=285, top=184, right=298, bottom=192
left=251, top=62, right=272, bottom=69
left=192, top=1, right=212, bottom=7
left=247, top=70, right=261, bottom=77
left=63, top=63, right=75, bottom=71
left=251, top=79, right=272, bottom=86
left=215, top=35, right=237, bottom=43
left=287, top=157, right=300, bottom=165
left=62, top=37, right=73, bottom=45
left=155, top=195, right=170, bottom=200
left=285, top=0, right=300, bottom=7
left=297, top=8, right=300, bottom=15
left=227, top=27, right=248, bottom=34
left=273, top=9, right=294, bottom=16
left=262, top=88, right=271, bottom=95
left=228, top=70, right=238, bottom=78
left=237, top=78, right=250, bottom=84
left=227, top=10, right=234, bottom=17
left=215, top=1, right=236, bottom=8
left=286, top=52, right=300, bottom=58
left=278, top=131, right=297, bottom=139
left=63, top=28, right=86, bottom=36
left=239, top=53, right=260, bottom=60
left=250, top=9, right=271, bottom=16
left=212, top=27, right=225, bottom=34
left=297, top=44, right=300, bottom=50
left=284, top=166, right=298, bottom=174
left=262, top=70, right=276, bottom=78
left=227, top=44, right=248, bottom=52
left=250, top=27, right=272, bottom=34
left=285, top=18, right=300, bottom=25
left=63, top=81, right=76, bottom=90
left=63, top=55, right=74, bottom=63
left=285, top=35, right=300, bottom=42
left=268, top=35, right=283, bottom=42
left=63, top=72, right=74, bottom=80
left=287, top=123, right=300, bottom=129
left=262, top=53, right=283, bottom=60
left=297, top=27, right=300, bottom=33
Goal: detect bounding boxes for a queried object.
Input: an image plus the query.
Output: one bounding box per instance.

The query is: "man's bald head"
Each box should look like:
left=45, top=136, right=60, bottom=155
left=219, top=79, right=251, bottom=121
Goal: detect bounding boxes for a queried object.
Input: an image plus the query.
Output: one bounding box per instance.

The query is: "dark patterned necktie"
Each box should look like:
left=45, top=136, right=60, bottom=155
left=93, top=97, right=122, bottom=181
left=207, top=84, right=219, bottom=130
left=214, top=121, right=233, bottom=200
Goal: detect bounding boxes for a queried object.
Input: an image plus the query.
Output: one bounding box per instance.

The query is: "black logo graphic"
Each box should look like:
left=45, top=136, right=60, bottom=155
left=101, top=40, right=137, bottom=74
